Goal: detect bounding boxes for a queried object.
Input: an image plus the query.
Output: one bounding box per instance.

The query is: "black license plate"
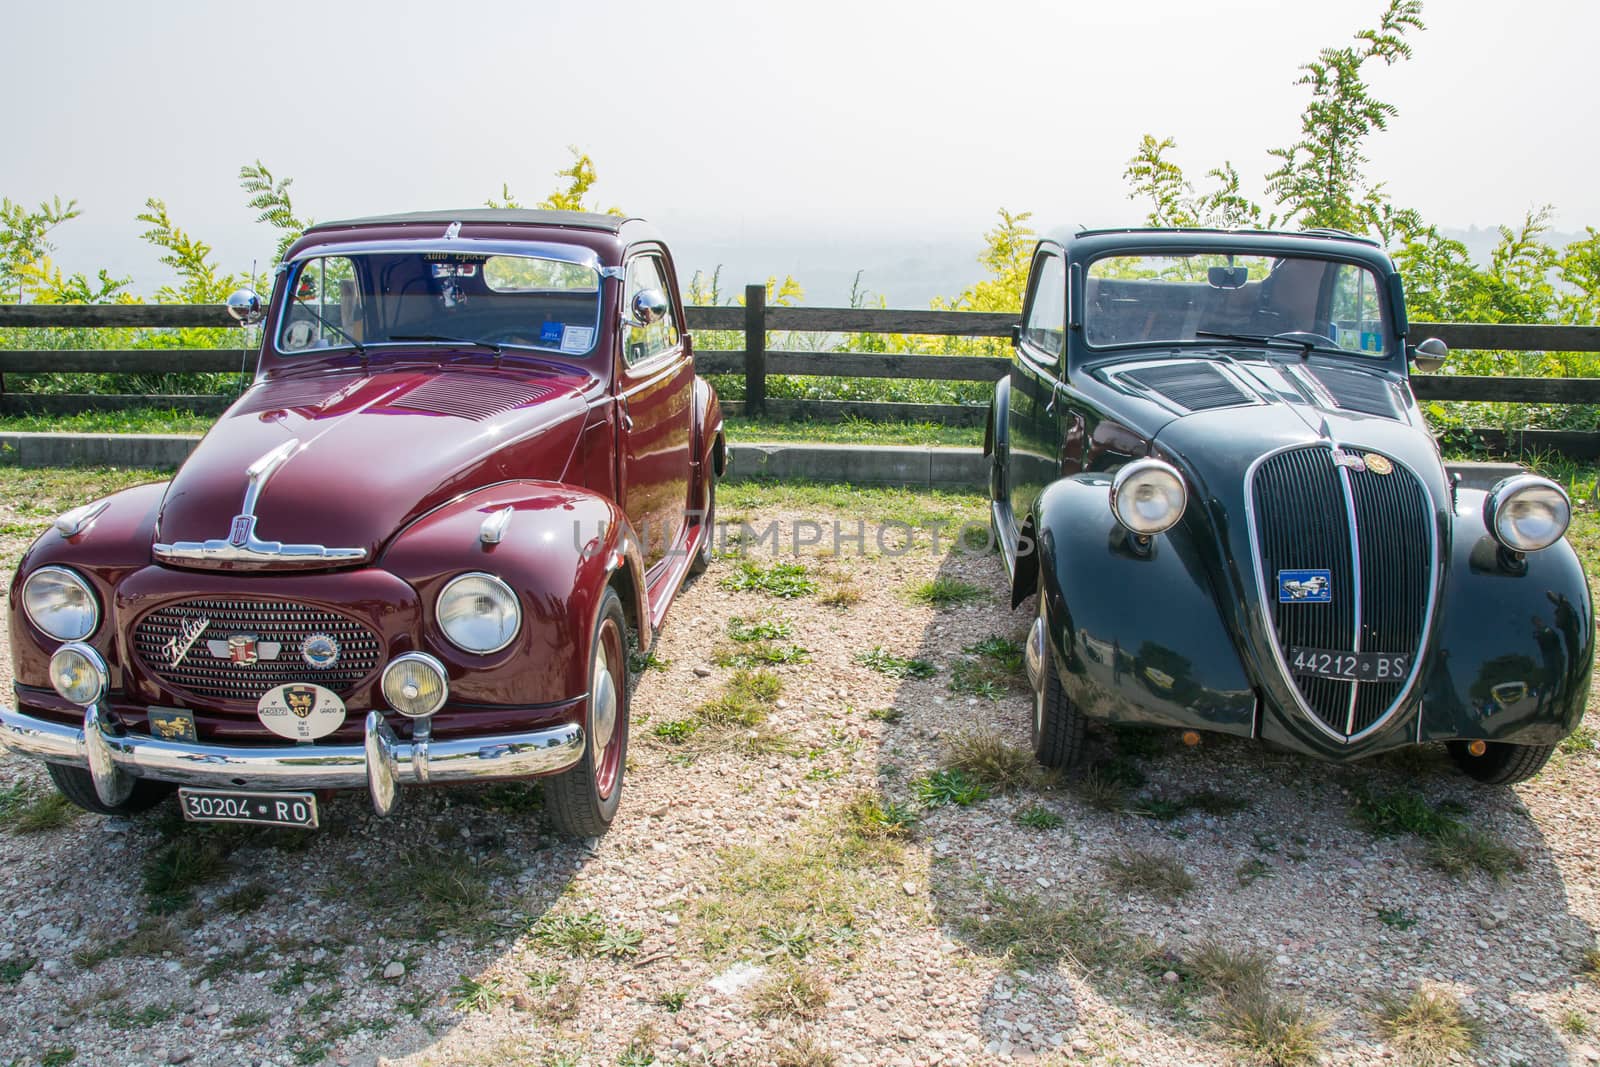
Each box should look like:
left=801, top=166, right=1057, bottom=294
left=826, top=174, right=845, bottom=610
left=1288, top=647, right=1409, bottom=682
left=178, top=788, right=318, bottom=829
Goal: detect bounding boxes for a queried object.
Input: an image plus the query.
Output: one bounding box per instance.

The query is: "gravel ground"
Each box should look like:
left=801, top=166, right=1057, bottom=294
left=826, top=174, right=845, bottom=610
left=0, top=493, right=1598, bottom=1067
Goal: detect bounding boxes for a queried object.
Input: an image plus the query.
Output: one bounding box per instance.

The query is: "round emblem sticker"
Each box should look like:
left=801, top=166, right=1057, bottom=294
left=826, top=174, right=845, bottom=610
left=256, top=683, right=346, bottom=741
left=1365, top=453, right=1393, bottom=476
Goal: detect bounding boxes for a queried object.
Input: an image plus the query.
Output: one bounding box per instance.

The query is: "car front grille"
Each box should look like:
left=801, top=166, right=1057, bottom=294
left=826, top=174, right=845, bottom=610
left=1250, top=446, right=1434, bottom=739
left=132, top=599, right=383, bottom=702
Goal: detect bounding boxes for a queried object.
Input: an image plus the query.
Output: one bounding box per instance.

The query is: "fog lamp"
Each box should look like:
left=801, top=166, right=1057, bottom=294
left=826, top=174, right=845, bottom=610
left=381, top=652, right=449, bottom=718
left=49, top=642, right=107, bottom=707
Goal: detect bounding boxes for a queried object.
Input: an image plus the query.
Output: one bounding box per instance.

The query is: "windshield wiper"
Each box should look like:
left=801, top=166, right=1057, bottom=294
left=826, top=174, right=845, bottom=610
left=296, top=305, right=366, bottom=356
left=388, top=334, right=505, bottom=357
left=1194, top=330, right=1345, bottom=357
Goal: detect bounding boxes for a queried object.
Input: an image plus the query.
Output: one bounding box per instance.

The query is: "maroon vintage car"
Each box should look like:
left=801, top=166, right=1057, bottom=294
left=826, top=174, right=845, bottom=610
left=1, top=209, right=722, bottom=836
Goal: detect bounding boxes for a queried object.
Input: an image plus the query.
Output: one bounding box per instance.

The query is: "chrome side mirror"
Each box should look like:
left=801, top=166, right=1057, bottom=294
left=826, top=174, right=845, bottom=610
left=1411, top=337, right=1448, bottom=373
left=627, top=288, right=669, bottom=328
left=226, top=288, right=264, bottom=326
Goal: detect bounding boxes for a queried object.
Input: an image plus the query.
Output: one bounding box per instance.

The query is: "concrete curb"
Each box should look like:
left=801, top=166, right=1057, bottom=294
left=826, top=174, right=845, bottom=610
left=0, top=431, right=1526, bottom=492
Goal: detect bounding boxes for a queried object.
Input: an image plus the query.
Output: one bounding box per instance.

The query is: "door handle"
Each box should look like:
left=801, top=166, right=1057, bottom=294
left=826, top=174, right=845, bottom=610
left=1045, top=389, right=1058, bottom=416
left=619, top=398, right=634, bottom=432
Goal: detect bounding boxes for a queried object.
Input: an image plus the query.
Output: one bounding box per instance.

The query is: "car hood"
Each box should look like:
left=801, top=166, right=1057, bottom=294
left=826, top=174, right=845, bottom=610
left=154, top=364, right=595, bottom=569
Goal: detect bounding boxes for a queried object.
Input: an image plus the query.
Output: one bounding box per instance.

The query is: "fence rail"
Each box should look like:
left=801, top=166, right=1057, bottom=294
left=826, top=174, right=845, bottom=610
left=4, top=292, right=1600, bottom=453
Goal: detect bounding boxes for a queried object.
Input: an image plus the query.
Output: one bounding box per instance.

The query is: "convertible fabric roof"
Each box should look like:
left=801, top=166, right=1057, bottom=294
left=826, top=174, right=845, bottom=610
left=307, top=209, right=634, bottom=233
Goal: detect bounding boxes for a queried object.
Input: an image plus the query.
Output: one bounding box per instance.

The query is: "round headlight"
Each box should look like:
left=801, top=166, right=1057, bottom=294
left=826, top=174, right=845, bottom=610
left=22, top=566, right=99, bottom=642
left=436, top=572, right=521, bottom=654
left=49, top=642, right=107, bottom=706
left=381, top=652, right=449, bottom=718
left=1485, top=475, right=1570, bottom=552
left=1110, top=458, right=1188, bottom=535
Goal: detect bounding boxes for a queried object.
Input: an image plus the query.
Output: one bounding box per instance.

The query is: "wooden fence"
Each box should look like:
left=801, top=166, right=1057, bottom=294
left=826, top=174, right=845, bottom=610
left=4, top=291, right=1600, bottom=454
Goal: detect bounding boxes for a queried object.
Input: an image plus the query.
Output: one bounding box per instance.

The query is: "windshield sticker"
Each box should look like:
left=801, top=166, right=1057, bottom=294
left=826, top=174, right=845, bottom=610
left=1278, top=569, right=1332, bottom=603
left=560, top=325, right=595, bottom=354
left=540, top=322, right=564, bottom=346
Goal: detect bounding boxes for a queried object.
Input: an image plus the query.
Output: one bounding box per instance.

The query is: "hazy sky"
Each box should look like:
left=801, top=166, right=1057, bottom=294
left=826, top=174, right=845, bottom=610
left=5, top=0, right=1598, bottom=302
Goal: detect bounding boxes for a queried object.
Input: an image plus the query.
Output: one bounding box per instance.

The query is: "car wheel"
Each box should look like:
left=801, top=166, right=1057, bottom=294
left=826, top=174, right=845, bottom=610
left=1028, top=580, right=1086, bottom=769
left=45, top=763, right=174, bottom=816
left=688, top=476, right=715, bottom=576
left=1447, top=740, right=1556, bottom=785
left=545, top=587, right=629, bottom=837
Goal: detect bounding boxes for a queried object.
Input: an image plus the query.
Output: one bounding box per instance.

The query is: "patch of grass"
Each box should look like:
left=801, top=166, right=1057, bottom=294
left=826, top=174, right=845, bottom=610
left=217, top=881, right=270, bottom=915
left=1350, top=786, right=1523, bottom=879
left=720, top=560, right=817, bottom=599
left=725, top=415, right=983, bottom=449
left=1235, top=859, right=1272, bottom=887
left=840, top=791, right=917, bottom=839
left=0, top=955, right=35, bottom=984
left=856, top=647, right=936, bottom=679
left=347, top=846, right=500, bottom=938
left=727, top=614, right=794, bottom=642
left=628, top=649, right=672, bottom=673
left=1014, top=804, right=1064, bottom=830
left=41, top=1048, right=76, bottom=1067
left=1560, top=724, right=1598, bottom=756
left=1375, top=984, right=1479, bottom=1066
left=655, top=990, right=687, bottom=1013
left=450, top=974, right=507, bottom=1014
left=1135, top=789, right=1249, bottom=821
left=1212, top=988, right=1329, bottom=1067
left=713, top=640, right=812, bottom=669
left=142, top=834, right=232, bottom=914
left=1376, top=907, right=1418, bottom=930
left=773, top=1032, right=838, bottom=1067
left=693, top=804, right=912, bottom=964
left=12, top=791, right=78, bottom=833
left=697, top=669, right=783, bottom=727
left=531, top=911, right=643, bottom=959
left=749, top=964, right=830, bottom=1020
left=818, top=579, right=863, bottom=608
left=716, top=478, right=986, bottom=531
left=909, top=576, right=985, bottom=607
left=1101, top=850, right=1195, bottom=901
left=104, top=1001, right=182, bottom=1030
left=230, top=1008, right=272, bottom=1029
left=1072, top=757, right=1146, bottom=812
left=270, top=957, right=339, bottom=995
left=867, top=706, right=902, bottom=723
left=914, top=769, right=990, bottom=808
left=1563, top=1010, right=1589, bottom=1035
left=652, top=719, right=701, bottom=743
left=1186, top=940, right=1271, bottom=994
left=958, top=883, right=1135, bottom=972
left=941, top=729, right=1041, bottom=792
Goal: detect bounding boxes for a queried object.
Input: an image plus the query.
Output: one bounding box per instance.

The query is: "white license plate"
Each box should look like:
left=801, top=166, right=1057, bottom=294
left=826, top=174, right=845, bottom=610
left=178, top=788, right=318, bottom=829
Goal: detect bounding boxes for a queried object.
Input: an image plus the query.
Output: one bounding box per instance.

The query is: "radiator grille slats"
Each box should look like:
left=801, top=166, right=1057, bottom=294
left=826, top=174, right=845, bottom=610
left=133, top=599, right=382, bottom=703
left=1251, top=446, right=1433, bottom=739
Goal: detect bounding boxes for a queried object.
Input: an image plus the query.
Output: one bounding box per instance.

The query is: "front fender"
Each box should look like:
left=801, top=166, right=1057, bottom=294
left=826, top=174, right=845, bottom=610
left=380, top=481, right=648, bottom=706
left=1032, top=475, right=1256, bottom=736
left=695, top=376, right=725, bottom=477
left=1418, top=489, right=1593, bottom=745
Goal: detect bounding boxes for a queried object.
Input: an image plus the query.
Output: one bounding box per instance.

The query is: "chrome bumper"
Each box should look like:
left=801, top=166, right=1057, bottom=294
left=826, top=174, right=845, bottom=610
left=0, top=704, right=585, bottom=817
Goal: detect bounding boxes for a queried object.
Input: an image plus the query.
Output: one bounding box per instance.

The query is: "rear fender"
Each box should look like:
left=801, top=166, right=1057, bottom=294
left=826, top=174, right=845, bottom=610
left=695, top=377, right=725, bottom=478
left=1418, top=489, right=1593, bottom=745
left=1032, top=475, right=1256, bottom=736
left=381, top=481, right=648, bottom=704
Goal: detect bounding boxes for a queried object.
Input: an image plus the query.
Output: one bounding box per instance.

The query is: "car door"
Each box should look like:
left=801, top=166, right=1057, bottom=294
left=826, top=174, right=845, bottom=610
left=616, top=247, right=694, bottom=571
left=1005, top=247, right=1069, bottom=530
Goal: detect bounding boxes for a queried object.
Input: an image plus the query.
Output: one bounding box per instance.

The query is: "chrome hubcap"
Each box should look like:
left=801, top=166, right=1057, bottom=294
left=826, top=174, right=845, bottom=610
left=591, top=641, right=618, bottom=752
left=1025, top=616, right=1047, bottom=692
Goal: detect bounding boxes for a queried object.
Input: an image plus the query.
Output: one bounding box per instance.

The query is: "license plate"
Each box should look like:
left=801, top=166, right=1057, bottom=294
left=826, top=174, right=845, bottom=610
left=1288, top=647, right=1409, bottom=682
left=179, top=788, right=318, bottom=829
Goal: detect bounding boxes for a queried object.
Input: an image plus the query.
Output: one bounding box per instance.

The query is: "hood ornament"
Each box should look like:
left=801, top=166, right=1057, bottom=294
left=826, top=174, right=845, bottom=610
left=153, top=438, right=369, bottom=567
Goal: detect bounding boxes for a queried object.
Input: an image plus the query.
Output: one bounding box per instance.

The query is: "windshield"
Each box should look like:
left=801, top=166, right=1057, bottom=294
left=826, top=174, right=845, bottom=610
left=1084, top=253, right=1389, bottom=357
left=275, top=250, right=602, bottom=357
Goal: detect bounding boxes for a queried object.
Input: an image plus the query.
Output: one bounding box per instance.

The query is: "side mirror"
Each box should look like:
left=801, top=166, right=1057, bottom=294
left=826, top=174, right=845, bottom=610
left=226, top=289, right=264, bottom=326
left=1410, top=336, right=1448, bottom=373
left=627, top=288, right=669, bottom=328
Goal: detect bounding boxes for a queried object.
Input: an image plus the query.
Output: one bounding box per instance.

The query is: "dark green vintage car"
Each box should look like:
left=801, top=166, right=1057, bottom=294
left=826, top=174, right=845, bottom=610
left=987, top=227, right=1592, bottom=784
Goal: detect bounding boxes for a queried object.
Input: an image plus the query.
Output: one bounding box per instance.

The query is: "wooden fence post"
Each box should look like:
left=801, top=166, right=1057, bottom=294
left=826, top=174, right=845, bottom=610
left=744, top=283, right=766, bottom=416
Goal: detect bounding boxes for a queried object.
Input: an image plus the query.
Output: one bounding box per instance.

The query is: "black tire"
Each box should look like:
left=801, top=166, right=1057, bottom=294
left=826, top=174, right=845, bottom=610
left=45, top=763, right=174, bottom=816
left=1447, top=740, right=1556, bottom=785
left=545, top=587, right=630, bottom=837
left=689, top=475, right=715, bottom=576
left=1031, top=582, right=1087, bottom=769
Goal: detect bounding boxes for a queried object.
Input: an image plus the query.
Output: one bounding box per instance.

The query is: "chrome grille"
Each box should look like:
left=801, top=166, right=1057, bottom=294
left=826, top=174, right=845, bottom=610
left=133, top=599, right=382, bottom=702
left=1250, top=446, right=1433, bottom=739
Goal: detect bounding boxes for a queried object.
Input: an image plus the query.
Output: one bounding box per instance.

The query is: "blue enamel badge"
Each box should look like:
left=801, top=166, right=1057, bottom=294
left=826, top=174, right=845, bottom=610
left=1278, top=569, right=1332, bottom=603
